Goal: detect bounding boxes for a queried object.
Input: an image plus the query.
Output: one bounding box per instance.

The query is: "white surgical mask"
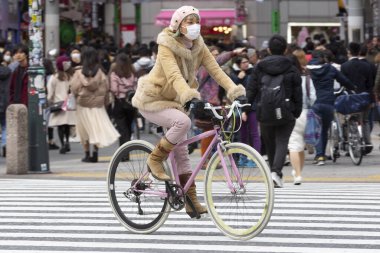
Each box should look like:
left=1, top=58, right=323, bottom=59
left=71, top=53, right=81, bottom=63
left=183, top=24, right=201, bottom=41
left=3, top=55, right=11, bottom=63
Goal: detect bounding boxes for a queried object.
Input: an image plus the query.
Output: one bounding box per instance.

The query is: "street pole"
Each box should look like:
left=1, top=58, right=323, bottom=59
left=28, top=0, right=50, bottom=173
left=114, top=0, right=121, bottom=47
left=134, top=2, right=141, bottom=44
left=44, top=0, right=59, bottom=57
left=372, top=0, right=380, bottom=36
left=271, top=0, right=280, bottom=34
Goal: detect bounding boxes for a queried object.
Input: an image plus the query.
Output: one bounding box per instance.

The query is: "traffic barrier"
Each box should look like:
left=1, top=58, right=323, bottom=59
left=6, top=104, right=28, bottom=174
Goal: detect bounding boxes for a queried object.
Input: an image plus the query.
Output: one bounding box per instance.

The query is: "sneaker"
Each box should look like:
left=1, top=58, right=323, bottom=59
left=238, top=155, right=248, bottom=167
left=271, top=172, right=284, bottom=188
left=316, top=156, right=325, bottom=166
left=49, top=142, right=60, bottom=150
left=291, top=170, right=302, bottom=185
left=245, top=159, right=257, bottom=168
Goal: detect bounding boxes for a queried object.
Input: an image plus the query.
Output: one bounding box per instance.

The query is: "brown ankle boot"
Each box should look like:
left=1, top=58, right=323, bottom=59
left=179, top=174, right=208, bottom=218
left=147, top=137, right=174, bottom=181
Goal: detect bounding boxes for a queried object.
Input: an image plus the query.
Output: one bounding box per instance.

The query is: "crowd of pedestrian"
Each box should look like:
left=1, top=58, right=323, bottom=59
left=0, top=22, right=379, bottom=189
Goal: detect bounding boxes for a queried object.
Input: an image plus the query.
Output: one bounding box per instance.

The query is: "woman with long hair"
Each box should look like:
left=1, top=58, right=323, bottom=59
left=110, top=53, right=136, bottom=152
left=71, top=46, right=120, bottom=162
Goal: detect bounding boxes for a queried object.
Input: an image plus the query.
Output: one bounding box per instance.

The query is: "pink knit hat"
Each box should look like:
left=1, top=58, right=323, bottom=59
left=169, top=6, right=200, bottom=31
left=56, top=55, right=71, bottom=71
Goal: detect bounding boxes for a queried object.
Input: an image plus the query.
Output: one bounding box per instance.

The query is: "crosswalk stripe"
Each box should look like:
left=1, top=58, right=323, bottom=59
left=0, top=179, right=379, bottom=253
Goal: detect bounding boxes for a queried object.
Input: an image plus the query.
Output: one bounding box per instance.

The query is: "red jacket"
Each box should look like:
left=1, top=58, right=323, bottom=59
left=9, top=66, right=28, bottom=106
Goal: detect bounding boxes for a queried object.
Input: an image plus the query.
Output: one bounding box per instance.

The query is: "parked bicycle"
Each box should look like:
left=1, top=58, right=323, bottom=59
left=328, top=88, right=366, bottom=165
left=107, top=101, right=274, bottom=240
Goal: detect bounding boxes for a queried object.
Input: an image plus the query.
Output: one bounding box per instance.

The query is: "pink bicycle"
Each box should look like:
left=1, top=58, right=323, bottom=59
left=107, top=101, right=274, bottom=240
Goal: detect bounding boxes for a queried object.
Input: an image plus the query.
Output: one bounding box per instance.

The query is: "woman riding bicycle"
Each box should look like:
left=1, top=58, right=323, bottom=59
left=131, top=6, right=246, bottom=218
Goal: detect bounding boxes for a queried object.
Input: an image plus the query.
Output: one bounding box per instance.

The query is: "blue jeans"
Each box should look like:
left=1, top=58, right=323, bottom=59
left=312, top=103, right=334, bottom=157
left=0, top=113, right=5, bottom=148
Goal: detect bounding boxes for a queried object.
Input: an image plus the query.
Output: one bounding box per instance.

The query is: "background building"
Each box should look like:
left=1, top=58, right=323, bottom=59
left=0, top=0, right=378, bottom=49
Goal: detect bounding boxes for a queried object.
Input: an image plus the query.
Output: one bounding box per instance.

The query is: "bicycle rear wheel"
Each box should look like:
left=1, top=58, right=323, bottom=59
left=347, top=117, right=363, bottom=165
left=107, top=140, right=171, bottom=233
left=204, top=142, right=274, bottom=240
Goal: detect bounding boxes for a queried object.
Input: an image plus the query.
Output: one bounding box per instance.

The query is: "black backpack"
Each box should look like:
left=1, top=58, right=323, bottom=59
left=256, top=73, right=294, bottom=125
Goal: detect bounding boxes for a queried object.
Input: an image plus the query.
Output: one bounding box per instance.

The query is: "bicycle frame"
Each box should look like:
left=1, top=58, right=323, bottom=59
left=169, top=126, right=243, bottom=194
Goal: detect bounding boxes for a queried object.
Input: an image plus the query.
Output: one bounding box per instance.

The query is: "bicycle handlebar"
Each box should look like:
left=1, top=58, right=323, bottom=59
left=203, top=101, right=251, bottom=120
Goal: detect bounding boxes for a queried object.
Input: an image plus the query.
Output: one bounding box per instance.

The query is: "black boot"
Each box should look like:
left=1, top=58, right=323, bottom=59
left=81, top=151, right=91, bottom=162
left=65, top=142, right=71, bottom=152
left=90, top=151, right=98, bottom=163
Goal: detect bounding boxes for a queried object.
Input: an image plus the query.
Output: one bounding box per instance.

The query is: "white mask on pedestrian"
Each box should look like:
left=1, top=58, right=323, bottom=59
left=71, top=53, right=81, bottom=63
left=3, top=55, right=11, bottom=63
left=182, top=24, right=201, bottom=40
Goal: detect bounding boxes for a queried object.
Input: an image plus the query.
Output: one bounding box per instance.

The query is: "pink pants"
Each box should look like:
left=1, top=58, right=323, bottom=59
left=140, top=109, right=192, bottom=175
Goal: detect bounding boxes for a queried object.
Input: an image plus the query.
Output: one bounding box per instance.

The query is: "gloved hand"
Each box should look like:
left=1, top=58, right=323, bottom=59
left=235, top=95, right=248, bottom=104
left=184, top=98, right=205, bottom=112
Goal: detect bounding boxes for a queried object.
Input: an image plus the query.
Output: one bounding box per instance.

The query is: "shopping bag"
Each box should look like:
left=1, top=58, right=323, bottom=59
left=66, top=94, right=76, bottom=111
left=304, top=109, right=321, bottom=146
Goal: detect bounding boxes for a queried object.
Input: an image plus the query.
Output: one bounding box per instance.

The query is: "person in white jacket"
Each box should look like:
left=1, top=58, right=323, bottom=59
left=288, top=50, right=316, bottom=185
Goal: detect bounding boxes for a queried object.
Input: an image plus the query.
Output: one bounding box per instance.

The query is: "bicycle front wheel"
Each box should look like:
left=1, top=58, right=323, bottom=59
left=328, top=120, right=339, bottom=163
left=204, top=142, right=274, bottom=240
left=107, top=140, right=171, bottom=234
left=347, top=117, right=363, bottom=165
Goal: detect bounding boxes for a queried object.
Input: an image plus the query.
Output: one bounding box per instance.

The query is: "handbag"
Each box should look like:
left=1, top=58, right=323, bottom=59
left=49, top=101, right=64, bottom=113
left=304, top=109, right=321, bottom=146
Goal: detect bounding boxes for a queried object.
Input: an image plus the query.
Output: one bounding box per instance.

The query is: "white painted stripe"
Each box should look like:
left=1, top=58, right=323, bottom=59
left=1, top=202, right=378, bottom=210
left=0, top=240, right=374, bottom=253
left=1, top=213, right=380, bottom=223
left=0, top=222, right=379, bottom=231
left=2, top=197, right=380, bottom=203
left=0, top=206, right=377, bottom=216
left=0, top=232, right=380, bottom=246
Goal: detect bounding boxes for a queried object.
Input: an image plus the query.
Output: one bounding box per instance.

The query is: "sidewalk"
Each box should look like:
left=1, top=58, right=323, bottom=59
left=1, top=125, right=379, bottom=182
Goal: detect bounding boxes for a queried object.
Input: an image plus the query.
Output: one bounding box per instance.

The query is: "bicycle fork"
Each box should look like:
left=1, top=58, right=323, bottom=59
left=217, top=143, right=245, bottom=194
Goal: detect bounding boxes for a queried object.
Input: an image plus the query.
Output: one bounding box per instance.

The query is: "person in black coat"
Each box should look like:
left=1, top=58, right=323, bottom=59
left=0, top=53, right=11, bottom=157
left=246, top=35, right=302, bottom=188
left=341, top=42, right=375, bottom=154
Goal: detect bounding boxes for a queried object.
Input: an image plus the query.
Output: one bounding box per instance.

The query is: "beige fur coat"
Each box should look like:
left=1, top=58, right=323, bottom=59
left=132, top=28, right=245, bottom=112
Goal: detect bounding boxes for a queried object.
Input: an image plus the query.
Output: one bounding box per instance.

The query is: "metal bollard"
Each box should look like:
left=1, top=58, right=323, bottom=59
left=6, top=104, right=29, bottom=175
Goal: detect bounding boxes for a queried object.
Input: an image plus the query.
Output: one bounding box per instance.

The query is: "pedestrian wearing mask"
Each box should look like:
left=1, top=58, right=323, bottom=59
left=47, top=56, right=76, bottom=154
left=196, top=46, right=246, bottom=165
left=1, top=50, right=13, bottom=67
left=132, top=6, right=246, bottom=218
left=70, top=47, right=81, bottom=70
left=230, top=56, right=260, bottom=167
left=70, top=46, right=120, bottom=163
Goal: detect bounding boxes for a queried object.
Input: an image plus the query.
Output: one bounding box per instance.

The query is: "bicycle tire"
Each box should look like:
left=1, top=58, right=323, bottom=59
left=347, top=117, right=363, bottom=165
left=107, top=140, right=171, bottom=234
left=204, top=142, right=274, bottom=240
left=328, top=120, right=339, bottom=163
